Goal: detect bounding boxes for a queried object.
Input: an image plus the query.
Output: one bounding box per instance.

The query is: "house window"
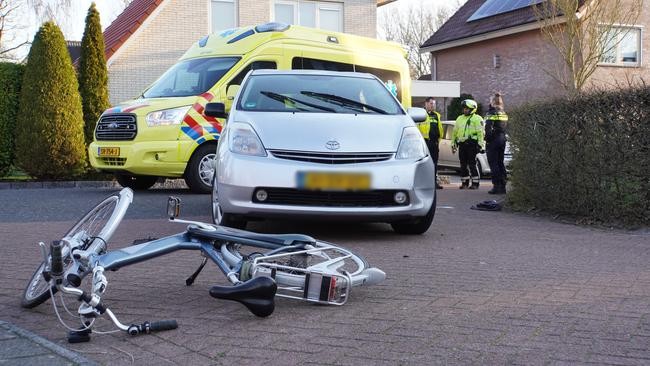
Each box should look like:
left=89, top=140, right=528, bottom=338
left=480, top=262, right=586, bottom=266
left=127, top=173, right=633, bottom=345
left=273, top=1, right=343, bottom=32
left=211, top=0, right=237, bottom=32
left=600, top=27, right=642, bottom=66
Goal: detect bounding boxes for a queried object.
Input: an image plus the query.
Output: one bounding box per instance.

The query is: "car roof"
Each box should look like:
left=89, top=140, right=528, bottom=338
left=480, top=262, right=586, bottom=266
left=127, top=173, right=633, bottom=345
left=249, top=69, right=377, bottom=79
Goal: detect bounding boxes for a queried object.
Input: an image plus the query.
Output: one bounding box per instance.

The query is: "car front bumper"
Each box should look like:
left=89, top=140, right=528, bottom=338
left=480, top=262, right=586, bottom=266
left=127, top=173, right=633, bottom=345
left=217, top=153, right=436, bottom=221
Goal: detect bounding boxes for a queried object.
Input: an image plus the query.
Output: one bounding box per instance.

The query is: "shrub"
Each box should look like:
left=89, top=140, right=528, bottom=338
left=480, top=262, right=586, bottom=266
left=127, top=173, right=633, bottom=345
left=508, top=86, right=650, bottom=227
left=0, top=62, right=25, bottom=176
left=78, top=3, right=110, bottom=146
left=15, top=22, right=86, bottom=179
left=447, top=93, right=483, bottom=120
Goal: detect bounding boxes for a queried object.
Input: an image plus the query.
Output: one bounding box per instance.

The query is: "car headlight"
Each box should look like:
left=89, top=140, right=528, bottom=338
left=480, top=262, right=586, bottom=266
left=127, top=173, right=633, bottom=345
left=146, top=106, right=191, bottom=127
left=396, top=126, right=427, bottom=160
left=228, top=122, right=267, bottom=157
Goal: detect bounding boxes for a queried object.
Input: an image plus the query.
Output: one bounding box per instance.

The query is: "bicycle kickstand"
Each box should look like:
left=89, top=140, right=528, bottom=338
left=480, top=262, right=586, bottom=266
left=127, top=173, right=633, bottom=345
left=186, top=256, right=208, bottom=286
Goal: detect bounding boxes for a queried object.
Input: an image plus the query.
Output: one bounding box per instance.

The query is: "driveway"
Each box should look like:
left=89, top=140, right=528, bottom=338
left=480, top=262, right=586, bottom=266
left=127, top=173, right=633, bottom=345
left=0, top=184, right=649, bottom=365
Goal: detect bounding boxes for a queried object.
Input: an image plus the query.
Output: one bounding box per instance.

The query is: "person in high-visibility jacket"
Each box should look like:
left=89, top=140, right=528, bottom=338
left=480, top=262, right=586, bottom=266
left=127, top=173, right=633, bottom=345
left=452, top=99, right=484, bottom=189
left=484, top=92, right=509, bottom=194
left=416, top=97, right=444, bottom=189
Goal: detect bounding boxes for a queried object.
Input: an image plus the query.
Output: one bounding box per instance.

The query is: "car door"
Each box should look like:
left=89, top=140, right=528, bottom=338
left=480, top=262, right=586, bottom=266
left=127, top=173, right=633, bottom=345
left=438, top=122, right=459, bottom=169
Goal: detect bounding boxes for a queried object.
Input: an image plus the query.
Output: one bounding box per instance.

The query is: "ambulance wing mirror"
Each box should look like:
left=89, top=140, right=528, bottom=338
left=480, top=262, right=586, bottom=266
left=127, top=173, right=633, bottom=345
left=204, top=102, right=228, bottom=119
left=407, top=107, right=427, bottom=123
left=226, top=85, right=240, bottom=101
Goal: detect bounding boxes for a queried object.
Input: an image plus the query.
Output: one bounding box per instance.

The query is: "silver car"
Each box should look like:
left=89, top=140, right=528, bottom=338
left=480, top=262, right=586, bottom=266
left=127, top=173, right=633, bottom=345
left=206, top=70, right=436, bottom=234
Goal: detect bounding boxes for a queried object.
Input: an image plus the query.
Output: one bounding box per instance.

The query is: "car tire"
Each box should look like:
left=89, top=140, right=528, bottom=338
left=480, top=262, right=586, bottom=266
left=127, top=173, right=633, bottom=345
left=211, top=175, right=247, bottom=229
left=115, top=174, right=158, bottom=190
left=185, top=144, right=217, bottom=194
left=390, top=195, right=436, bottom=235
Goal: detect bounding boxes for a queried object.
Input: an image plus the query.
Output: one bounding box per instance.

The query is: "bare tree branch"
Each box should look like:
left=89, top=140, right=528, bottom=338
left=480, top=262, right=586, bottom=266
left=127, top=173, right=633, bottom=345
left=534, top=0, right=643, bottom=95
left=378, top=0, right=463, bottom=79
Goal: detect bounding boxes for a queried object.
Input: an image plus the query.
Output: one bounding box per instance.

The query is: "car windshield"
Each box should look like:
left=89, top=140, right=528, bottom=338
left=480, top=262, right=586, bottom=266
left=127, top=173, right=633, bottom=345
left=142, top=57, right=240, bottom=98
left=238, top=74, right=404, bottom=115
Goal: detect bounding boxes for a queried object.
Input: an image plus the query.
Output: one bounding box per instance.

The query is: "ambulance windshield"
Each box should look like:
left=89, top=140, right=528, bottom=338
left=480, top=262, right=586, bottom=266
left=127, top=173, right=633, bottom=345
left=142, top=57, right=240, bottom=98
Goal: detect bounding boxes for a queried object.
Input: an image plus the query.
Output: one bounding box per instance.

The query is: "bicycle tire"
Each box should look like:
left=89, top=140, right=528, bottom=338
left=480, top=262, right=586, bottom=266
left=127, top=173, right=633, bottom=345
left=21, top=189, right=133, bottom=308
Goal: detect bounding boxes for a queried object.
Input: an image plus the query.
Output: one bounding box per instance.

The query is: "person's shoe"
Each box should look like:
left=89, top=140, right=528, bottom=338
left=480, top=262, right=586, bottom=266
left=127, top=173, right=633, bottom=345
left=469, top=182, right=480, bottom=190
left=488, top=186, right=498, bottom=194
left=459, top=184, right=468, bottom=189
left=436, top=183, right=443, bottom=190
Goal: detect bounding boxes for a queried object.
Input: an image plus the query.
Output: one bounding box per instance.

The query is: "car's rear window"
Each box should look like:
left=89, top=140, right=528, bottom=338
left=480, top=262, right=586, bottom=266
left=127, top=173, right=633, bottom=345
left=238, top=74, right=404, bottom=115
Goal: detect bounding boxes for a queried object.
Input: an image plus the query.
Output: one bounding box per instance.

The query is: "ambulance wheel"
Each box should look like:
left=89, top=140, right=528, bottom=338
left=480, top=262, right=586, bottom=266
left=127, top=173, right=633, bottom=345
left=185, top=144, right=217, bottom=194
left=115, top=174, right=158, bottom=190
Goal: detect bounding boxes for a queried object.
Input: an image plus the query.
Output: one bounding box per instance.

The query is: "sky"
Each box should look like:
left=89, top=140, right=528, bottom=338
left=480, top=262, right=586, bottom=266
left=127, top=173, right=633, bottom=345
left=8, top=0, right=448, bottom=59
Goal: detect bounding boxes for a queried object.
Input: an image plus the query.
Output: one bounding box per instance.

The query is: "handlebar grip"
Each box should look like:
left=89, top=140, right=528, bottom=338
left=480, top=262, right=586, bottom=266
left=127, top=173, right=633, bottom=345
left=149, top=320, right=178, bottom=332
left=50, top=240, right=64, bottom=277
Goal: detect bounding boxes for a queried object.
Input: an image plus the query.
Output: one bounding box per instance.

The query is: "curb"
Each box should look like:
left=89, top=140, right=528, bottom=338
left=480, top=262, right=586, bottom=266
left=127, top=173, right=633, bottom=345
left=0, top=321, right=99, bottom=366
left=0, top=179, right=189, bottom=190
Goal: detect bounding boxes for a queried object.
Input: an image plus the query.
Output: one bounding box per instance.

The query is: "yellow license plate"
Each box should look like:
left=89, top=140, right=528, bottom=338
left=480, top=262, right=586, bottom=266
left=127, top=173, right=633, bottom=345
left=98, top=147, right=120, bottom=157
left=297, top=172, right=371, bottom=191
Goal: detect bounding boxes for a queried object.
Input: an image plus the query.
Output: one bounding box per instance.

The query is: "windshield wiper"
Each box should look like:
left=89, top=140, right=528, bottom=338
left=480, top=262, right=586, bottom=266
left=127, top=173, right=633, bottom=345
left=300, top=91, right=388, bottom=114
left=259, top=91, right=336, bottom=112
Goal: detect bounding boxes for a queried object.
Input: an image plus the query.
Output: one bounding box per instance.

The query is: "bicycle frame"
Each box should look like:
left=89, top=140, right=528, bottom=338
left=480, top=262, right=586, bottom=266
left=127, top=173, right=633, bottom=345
left=28, top=188, right=386, bottom=343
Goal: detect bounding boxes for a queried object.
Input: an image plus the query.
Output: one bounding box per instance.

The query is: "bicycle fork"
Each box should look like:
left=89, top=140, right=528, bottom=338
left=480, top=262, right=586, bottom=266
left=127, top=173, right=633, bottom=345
left=42, top=241, right=178, bottom=343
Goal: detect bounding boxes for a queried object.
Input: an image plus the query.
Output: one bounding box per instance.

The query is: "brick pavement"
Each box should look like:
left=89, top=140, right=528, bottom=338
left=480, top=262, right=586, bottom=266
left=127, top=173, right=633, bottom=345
left=1, top=184, right=649, bottom=365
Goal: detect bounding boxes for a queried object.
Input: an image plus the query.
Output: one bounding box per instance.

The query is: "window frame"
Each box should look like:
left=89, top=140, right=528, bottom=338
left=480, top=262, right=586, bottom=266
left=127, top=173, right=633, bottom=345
left=210, top=0, right=238, bottom=33
left=272, top=0, right=344, bottom=32
left=598, top=25, right=643, bottom=68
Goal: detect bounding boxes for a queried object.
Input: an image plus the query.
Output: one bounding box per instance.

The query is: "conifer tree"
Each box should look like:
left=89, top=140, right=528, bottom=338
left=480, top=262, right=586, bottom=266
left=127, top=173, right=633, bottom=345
left=79, top=2, right=110, bottom=146
left=15, top=21, right=85, bottom=179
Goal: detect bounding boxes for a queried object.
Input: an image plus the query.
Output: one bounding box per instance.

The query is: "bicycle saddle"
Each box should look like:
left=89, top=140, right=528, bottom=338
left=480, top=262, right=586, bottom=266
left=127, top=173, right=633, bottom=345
left=209, top=276, right=277, bottom=317
left=188, top=225, right=316, bottom=246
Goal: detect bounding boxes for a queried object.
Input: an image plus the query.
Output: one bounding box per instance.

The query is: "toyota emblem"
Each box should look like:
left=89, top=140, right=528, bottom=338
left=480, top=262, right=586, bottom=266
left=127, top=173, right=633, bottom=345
left=325, top=140, right=340, bottom=150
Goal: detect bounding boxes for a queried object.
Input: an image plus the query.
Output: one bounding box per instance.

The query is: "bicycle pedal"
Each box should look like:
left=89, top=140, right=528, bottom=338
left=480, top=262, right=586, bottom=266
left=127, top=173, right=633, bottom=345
left=67, top=328, right=91, bottom=343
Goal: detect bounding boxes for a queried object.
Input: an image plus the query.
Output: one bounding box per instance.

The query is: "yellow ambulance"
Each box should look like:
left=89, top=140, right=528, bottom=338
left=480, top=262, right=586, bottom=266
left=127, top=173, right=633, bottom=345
left=89, top=22, right=411, bottom=193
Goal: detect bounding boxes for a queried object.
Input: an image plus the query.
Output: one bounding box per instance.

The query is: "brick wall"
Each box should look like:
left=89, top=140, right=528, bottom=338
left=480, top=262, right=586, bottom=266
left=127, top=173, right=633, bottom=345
left=107, top=0, right=377, bottom=104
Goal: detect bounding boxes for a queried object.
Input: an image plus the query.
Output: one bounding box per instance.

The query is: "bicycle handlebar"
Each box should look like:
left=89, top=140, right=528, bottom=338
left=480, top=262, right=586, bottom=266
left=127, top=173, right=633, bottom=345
left=127, top=320, right=178, bottom=336
left=50, top=241, right=64, bottom=278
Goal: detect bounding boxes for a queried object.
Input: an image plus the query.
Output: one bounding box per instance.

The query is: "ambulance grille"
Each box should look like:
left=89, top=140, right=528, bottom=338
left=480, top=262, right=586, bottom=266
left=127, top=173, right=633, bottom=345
left=269, top=150, right=393, bottom=164
left=95, top=114, right=137, bottom=141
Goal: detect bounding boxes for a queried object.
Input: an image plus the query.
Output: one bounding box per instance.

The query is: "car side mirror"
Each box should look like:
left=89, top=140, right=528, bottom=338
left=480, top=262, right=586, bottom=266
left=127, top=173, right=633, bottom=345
left=204, top=102, right=228, bottom=119
left=407, top=107, right=427, bottom=123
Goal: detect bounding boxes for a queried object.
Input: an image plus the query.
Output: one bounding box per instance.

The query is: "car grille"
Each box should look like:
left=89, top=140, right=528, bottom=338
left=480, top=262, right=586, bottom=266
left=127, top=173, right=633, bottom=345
left=98, top=157, right=126, bottom=166
left=253, top=188, right=408, bottom=207
left=95, top=114, right=137, bottom=141
left=269, top=150, right=392, bottom=164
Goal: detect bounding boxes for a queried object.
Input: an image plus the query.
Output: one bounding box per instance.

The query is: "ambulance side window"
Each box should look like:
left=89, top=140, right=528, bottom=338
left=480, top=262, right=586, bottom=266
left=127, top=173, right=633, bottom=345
left=227, top=61, right=277, bottom=89
left=354, top=66, right=401, bottom=102
left=291, top=57, right=354, bottom=72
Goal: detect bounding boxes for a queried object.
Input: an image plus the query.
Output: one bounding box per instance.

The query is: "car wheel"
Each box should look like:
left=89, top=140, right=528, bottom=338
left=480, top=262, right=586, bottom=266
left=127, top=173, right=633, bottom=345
left=185, top=144, right=216, bottom=194
left=211, top=175, right=247, bottom=229
left=391, top=195, right=436, bottom=235
left=115, top=174, right=158, bottom=190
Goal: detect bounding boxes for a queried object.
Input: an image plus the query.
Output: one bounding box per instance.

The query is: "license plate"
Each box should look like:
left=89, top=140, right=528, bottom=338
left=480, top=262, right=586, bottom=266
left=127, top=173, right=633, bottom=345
left=98, top=147, right=120, bottom=157
left=297, top=172, right=371, bottom=191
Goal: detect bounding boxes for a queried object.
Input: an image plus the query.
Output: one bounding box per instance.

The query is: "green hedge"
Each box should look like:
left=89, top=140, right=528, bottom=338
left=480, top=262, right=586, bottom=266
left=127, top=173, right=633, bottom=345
left=508, top=87, right=650, bottom=227
left=0, top=63, right=25, bottom=176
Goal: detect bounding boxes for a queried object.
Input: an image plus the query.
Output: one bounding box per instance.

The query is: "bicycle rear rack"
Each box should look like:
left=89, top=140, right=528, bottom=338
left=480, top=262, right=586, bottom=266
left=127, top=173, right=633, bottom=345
left=251, top=248, right=352, bottom=305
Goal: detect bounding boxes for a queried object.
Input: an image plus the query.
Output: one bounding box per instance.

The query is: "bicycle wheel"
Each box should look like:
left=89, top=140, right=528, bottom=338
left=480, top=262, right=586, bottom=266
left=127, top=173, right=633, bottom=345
left=21, top=189, right=132, bottom=308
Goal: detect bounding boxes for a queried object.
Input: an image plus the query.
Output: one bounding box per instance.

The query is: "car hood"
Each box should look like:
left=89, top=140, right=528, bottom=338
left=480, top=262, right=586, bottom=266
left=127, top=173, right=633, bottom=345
left=235, top=111, right=412, bottom=152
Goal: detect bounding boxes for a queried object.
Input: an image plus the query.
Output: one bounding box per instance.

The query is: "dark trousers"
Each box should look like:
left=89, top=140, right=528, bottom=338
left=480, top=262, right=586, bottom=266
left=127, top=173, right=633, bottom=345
left=487, top=134, right=506, bottom=186
left=425, top=139, right=439, bottom=174
left=459, top=141, right=479, bottom=183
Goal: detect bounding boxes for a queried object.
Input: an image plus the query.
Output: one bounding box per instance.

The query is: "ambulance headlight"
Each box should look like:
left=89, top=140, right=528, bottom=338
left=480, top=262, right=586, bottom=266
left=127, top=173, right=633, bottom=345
left=146, top=106, right=191, bottom=127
